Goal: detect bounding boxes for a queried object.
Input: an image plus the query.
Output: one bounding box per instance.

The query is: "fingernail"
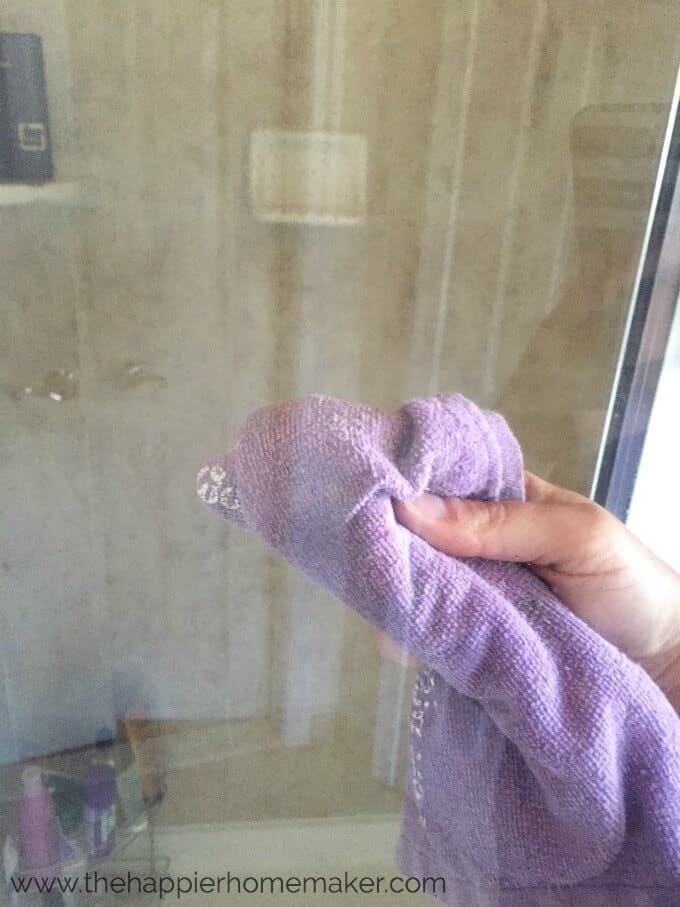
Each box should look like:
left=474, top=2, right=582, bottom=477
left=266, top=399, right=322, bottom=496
left=403, top=493, right=447, bottom=521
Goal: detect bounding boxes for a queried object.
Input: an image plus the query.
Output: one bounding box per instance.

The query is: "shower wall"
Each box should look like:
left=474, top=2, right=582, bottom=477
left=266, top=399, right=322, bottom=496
left=1, top=0, right=678, bottom=814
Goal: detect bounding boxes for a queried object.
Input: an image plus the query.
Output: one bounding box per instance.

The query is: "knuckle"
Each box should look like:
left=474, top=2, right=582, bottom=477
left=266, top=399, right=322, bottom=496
left=476, top=501, right=510, bottom=533
left=580, top=500, right=617, bottom=544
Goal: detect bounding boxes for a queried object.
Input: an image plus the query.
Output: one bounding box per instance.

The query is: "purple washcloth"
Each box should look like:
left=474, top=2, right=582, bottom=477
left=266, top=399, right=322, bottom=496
left=197, top=393, right=680, bottom=906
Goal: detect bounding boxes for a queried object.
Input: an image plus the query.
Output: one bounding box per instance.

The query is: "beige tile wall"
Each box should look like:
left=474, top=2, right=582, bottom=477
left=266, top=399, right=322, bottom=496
left=0, top=0, right=678, bottom=821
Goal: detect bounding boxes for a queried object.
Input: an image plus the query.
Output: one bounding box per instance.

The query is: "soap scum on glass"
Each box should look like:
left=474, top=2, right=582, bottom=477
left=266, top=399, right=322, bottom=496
left=197, top=465, right=241, bottom=511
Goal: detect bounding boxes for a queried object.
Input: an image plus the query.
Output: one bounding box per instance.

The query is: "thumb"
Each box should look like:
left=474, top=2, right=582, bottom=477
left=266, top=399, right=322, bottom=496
left=393, top=493, right=603, bottom=570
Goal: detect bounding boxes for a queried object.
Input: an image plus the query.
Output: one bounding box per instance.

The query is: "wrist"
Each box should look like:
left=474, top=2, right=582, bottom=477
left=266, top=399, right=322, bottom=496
left=639, top=601, right=680, bottom=712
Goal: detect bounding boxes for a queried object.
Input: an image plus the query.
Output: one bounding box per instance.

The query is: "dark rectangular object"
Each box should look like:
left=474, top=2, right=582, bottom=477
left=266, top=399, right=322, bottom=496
left=0, top=33, right=53, bottom=183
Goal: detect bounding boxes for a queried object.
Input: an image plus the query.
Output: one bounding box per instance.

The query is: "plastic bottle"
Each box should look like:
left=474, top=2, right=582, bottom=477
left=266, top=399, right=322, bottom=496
left=19, top=767, right=62, bottom=874
left=94, top=727, right=147, bottom=833
left=83, top=762, right=116, bottom=858
left=3, top=835, right=23, bottom=907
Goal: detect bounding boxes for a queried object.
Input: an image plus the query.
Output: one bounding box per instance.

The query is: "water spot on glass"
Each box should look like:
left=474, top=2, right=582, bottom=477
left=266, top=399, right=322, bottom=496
left=197, top=464, right=240, bottom=512
left=219, top=485, right=240, bottom=511
left=113, top=360, right=167, bottom=391
left=12, top=368, right=79, bottom=402
left=210, top=465, right=226, bottom=484
left=45, top=369, right=78, bottom=401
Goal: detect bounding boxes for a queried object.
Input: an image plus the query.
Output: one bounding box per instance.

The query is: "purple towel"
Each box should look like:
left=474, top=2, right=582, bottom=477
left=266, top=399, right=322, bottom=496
left=197, top=393, right=680, bottom=906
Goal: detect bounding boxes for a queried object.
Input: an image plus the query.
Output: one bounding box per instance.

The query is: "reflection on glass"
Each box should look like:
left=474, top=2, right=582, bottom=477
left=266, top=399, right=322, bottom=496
left=1, top=1, right=679, bottom=903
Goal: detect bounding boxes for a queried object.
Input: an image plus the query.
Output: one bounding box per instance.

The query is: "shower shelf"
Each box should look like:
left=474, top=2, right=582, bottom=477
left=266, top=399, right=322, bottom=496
left=0, top=181, right=79, bottom=206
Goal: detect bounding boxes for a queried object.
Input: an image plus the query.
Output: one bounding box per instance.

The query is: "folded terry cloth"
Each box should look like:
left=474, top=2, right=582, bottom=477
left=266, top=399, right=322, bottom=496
left=197, top=393, right=680, bottom=906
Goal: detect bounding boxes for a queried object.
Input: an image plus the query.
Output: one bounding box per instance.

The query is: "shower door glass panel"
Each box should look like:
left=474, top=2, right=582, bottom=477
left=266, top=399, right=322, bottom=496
left=1, top=1, right=679, bottom=903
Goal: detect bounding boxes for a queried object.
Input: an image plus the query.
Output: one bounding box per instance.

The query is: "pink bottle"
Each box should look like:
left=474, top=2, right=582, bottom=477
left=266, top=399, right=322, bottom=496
left=19, top=767, right=62, bottom=874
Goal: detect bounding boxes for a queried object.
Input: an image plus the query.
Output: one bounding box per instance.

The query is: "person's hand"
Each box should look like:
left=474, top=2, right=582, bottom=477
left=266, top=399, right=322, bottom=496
left=389, top=471, right=680, bottom=707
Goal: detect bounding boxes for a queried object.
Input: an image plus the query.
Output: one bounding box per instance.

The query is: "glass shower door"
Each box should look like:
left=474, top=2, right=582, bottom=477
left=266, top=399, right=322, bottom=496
left=1, top=2, right=679, bottom=904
